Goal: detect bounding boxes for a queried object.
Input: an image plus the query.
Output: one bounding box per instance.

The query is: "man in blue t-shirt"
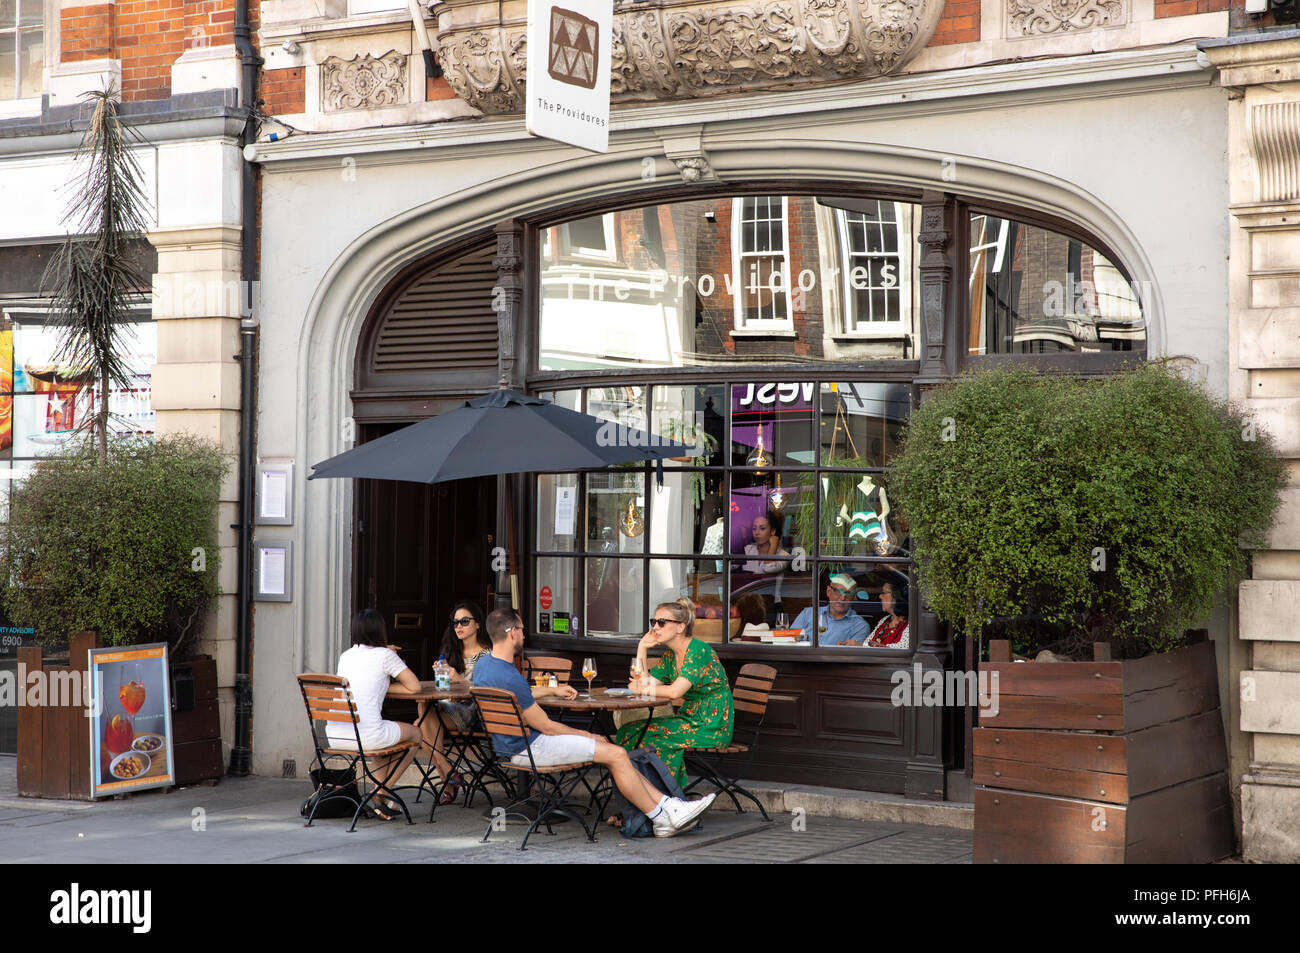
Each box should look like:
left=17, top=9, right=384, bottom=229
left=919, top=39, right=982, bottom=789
left=472, top=607, right=715, bottom=837
left=792, top=573, right=871, bottom=646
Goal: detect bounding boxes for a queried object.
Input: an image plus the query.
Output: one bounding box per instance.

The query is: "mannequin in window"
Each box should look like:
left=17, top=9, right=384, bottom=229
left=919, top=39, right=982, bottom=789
left=836, top=475, right=893, bottom=553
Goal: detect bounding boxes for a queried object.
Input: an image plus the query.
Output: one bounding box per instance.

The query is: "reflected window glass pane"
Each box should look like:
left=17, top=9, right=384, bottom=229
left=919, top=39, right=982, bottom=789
left=534, top=556, right=579, bottom=636
left=729, top=560, right=812, bottom=645
left=730, top=382, right=814, bottom=469
left=538, top=389, right=581, bottom=412
left=537, top=196, right=919, bottom=369
left=729, top=471, right=800, bottom=560
left=807, top=471, right=908, bottom=559
left=647, top=469, right=723, bottom=556
left=651, top=383, right=724, bottom=467
left=18, top=28, right=39, bottom=97
left=536, top=473, right=578, bottom=553
left=647, top=558, right=727, bottom=644
left=586, top=471, right=644, bottom=554
left=0, top=45, right=15, bottom=101
left=819, top=382, right=909, bottom=468
left=585, top=557, right=643, bottom=636
left=968, top=213, right=1145, bottom=355
left=796, top=564, right=911, bottom=649
left=586, top=384, right=647, bottom=433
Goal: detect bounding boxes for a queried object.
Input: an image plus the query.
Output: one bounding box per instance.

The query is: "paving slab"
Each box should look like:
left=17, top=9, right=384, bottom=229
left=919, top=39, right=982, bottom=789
left=0, top=755, right=973, bottom=864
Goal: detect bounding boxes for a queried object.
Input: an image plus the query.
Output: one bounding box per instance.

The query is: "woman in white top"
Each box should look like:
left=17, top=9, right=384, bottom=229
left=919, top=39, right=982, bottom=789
left=328, top=609, right=423, bottom=819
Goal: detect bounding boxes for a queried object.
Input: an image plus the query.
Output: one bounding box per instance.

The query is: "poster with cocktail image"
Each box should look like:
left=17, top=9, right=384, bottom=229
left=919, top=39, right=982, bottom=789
left=88, top=644, right=175, bottom=797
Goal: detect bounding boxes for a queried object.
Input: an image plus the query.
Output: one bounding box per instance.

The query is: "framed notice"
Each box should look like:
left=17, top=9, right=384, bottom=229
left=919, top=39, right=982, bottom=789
left=256, top=464, right=294, bottom=525
left=89, top=644, right=175, bottom=798
left=255, top=542, right=293, bottom=602
left=525, top=0, right=611, bottom=153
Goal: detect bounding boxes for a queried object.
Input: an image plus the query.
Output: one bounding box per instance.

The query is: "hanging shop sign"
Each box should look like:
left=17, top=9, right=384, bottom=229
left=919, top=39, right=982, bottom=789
left=525, top=0, right=611, bottom=153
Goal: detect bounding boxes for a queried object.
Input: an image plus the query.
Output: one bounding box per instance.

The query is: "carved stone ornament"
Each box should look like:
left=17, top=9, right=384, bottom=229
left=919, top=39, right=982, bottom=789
left=321, top=50, right=408, bottom=111
left=673, top=156, right=712, bottom=181
left=436, top=0, right=943, bottom=114
left=1247, top=100, right=1300, bottom=203
left=1006, top=0, right=1126, bottom=37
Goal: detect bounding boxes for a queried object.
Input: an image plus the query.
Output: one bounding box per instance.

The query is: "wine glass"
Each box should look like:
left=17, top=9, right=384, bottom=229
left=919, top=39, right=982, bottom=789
left=581, top=657, right=597, bottom=697
left=629, top=657, right=645, bottom=697
left=120, top=663, right=146, bottom=719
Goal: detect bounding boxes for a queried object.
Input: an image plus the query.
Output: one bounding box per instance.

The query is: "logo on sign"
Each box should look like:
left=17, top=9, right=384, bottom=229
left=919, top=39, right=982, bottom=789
left=548, top=7, right=599, bottom=89
left=540, top=586, right=553, bottom=610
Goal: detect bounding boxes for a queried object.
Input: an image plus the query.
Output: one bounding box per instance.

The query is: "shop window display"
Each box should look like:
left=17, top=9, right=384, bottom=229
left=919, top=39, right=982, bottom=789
left=531, top=382, right=912, bottom=650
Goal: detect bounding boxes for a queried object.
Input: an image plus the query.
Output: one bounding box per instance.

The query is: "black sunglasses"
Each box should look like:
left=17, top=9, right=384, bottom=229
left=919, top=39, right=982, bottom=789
left=649, top=618, right=679, bottom=628
left=452, top=617, right=475, bottom=627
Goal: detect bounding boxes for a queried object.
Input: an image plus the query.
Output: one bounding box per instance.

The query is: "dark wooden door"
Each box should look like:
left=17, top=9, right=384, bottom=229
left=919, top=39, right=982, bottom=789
left=353, top=424, right=496, bottom=680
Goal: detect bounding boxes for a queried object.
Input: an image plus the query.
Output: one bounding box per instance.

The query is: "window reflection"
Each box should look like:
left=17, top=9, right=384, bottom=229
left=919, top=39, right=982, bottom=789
left=538, top=196, right=922, bottom=369
left=968, top=213, right=1145, bottom=355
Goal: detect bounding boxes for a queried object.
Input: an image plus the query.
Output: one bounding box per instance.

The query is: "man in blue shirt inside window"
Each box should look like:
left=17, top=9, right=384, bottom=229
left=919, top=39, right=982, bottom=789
left=792, top=573, right=871, bottom=646
left=472, top=607, right=715, bottom=837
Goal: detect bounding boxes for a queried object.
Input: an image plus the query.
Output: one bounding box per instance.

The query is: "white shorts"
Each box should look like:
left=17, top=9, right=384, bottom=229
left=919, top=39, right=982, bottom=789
left=325, top=719, right=402, bottom=751
left=511, top=733, right=596, bottom=767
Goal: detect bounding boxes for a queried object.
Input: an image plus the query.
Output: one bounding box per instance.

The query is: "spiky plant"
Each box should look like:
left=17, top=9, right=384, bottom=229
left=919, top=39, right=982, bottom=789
left=41, top=85, right=151, bottom=464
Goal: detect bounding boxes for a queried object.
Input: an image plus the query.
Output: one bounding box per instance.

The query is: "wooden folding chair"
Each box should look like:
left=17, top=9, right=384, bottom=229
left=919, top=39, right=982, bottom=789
left=684, top=663, right=778, bottom=822
left=523, top=655, right=573, bottom=684
left=297, top=673, right=418, bottom=831
left=470, top=686, right=603, bottom=851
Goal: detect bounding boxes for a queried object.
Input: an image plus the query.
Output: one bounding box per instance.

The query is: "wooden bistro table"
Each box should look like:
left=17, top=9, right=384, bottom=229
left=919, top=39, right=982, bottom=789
left=384, top=680, right=472, bottom=811
left=536, top=688, right=667, bottom=820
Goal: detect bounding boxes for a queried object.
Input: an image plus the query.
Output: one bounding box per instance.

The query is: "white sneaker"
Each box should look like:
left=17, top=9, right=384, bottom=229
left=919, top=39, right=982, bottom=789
left=653, top=794, right=716, bottom=837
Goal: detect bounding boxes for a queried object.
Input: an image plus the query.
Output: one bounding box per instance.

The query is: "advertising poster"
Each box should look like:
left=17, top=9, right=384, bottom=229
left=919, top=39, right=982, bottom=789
left=88, top=643, right=175, bottom=797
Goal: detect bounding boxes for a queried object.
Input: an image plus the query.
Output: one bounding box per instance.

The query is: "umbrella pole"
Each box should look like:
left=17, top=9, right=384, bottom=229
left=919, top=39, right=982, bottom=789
left=506, top=472, right=520, bottom=612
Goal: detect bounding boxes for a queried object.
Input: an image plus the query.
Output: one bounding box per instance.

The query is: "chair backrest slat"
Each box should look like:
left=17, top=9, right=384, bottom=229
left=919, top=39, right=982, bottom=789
left=297, top=673, right=364, bottom=751
left=733, top=663, right=777, bottom=718
left=524, top=655, right=573, bottom=684
left=471, top=687, right=530, bottom=739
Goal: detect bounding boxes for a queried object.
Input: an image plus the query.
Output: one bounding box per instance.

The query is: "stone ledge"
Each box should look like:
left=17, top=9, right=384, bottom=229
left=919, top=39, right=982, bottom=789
left=700, top=781, right=975, bottom=830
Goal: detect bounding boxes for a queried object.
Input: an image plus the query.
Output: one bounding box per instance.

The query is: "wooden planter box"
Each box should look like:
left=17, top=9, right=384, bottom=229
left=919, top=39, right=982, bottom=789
left=973, top=638, right=1234, bottom=864
left=17, top=633, right=223, bottom=798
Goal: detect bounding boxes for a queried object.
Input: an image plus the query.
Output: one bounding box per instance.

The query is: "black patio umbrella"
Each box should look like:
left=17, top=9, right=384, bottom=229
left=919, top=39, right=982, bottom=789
left=308, top=389, right=696, bottom=483
left=308, top=388, right=698, bottom=607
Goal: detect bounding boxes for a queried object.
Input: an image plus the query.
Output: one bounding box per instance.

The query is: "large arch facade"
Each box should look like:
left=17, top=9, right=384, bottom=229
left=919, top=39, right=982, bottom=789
left=251, top=74, right=1227, bottom=777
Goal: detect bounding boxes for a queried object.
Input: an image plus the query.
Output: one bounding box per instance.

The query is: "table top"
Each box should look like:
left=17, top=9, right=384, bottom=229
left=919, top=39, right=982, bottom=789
left=536, top=687, right=666, bottom=711
left=386, top=680, right=471, bottom=703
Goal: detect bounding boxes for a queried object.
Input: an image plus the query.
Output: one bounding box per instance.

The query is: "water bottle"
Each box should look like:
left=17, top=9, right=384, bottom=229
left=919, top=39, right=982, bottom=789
left=434, top=655, right=451, bottom=691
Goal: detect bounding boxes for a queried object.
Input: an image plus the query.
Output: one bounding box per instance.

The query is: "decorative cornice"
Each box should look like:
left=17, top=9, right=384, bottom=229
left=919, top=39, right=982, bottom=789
left=436, top=0, right=944, bottom=113
left=246, top=44, right=1212, bottom=167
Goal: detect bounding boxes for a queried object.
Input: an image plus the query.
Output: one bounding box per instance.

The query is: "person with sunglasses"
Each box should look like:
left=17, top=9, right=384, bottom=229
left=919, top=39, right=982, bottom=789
left=415, top=602, right=492, bottom=805
left=616, top=598, right=734, bottom=788
left=472, top=608, right=716, bottom=837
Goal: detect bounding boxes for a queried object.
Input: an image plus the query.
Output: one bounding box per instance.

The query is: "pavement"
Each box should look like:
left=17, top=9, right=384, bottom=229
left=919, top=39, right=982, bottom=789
left=0, top=755, right=974, bottom=864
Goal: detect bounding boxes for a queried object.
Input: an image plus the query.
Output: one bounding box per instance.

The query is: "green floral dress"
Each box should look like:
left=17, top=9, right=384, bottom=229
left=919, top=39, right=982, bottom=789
left=615, top=639, right=734, bottom=787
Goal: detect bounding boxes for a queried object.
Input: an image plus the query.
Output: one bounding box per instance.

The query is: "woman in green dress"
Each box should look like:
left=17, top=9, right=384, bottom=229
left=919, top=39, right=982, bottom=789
left=616, top=598, right=734, bottom=787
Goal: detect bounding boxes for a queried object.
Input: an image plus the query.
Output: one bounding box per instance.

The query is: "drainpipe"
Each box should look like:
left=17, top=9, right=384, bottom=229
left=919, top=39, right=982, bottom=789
left=407, top=0, right=444, bottom=80
left=229, top=0, right=262, bottom=778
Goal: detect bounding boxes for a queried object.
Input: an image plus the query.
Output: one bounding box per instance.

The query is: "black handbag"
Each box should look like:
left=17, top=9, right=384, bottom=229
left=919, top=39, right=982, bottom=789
left=300, top=765, right=362, bottom=819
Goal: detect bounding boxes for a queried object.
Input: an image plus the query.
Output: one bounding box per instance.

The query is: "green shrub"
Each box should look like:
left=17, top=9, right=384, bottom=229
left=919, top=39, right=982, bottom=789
left=1, top=435, right=230, bottom=653
left=888, top=364, right=1285, bottom=656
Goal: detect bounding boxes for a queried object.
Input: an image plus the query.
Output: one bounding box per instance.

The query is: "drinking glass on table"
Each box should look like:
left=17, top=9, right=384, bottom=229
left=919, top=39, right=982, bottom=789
left=629, top=657, right=645, bottom=698
left=582, top=657, right=597, bottom=696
